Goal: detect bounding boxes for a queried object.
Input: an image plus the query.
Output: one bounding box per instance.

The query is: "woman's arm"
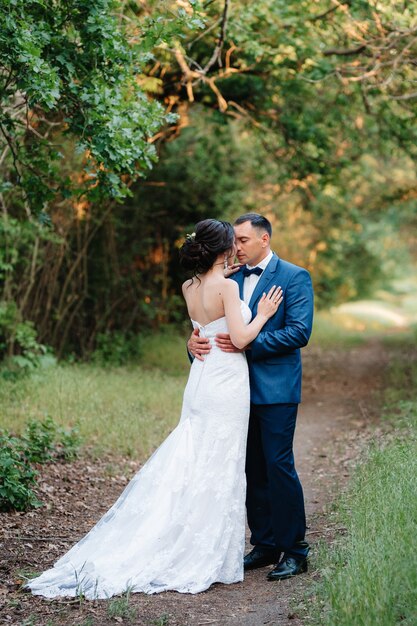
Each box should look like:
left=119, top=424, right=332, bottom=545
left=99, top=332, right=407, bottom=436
left=222, top=280, right=282, bottom=349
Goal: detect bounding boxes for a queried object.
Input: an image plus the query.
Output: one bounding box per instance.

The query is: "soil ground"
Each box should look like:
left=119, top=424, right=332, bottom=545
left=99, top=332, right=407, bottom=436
left=0, top=340, right=390, bottom=626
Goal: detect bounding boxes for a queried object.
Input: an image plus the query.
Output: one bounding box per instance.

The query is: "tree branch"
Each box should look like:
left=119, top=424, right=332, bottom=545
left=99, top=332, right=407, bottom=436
left=202, top=0, right=230, bottom=73
left=308, top=1, right=351, bottom=23
left=323, top=44, right=367, bottom=56
left=389, top=90, right=417, bottom=101
left=188, top=18, right=221, bottom=50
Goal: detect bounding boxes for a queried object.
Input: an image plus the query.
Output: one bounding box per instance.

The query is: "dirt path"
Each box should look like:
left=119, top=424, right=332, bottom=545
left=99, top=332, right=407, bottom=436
left=0, top=341, right=390, bottom=626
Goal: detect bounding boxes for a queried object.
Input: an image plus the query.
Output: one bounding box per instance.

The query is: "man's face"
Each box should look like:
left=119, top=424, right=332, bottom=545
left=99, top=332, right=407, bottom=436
left=234, top=221, right=270, bottom=267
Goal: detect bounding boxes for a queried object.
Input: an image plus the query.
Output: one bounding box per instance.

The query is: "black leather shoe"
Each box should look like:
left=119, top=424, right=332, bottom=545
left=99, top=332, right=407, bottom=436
left=244, top=546, right=281, bottom=571
left=266, top=555, right=308, bottom=581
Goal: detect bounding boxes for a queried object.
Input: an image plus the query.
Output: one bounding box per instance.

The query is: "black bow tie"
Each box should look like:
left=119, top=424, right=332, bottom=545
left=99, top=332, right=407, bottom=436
left=242, top=266, right=263, bottom=277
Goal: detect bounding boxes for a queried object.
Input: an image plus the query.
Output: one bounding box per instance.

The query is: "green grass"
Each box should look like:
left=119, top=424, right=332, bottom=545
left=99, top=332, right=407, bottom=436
left=1, top=313, right=413, bottom=462
left=0, top=331, right=189, bottom=458
left=139, top=326, right=191, bottom=376
left=307, top=353, right=417, bottom=626
left=107, top=589, right=137, bottom=622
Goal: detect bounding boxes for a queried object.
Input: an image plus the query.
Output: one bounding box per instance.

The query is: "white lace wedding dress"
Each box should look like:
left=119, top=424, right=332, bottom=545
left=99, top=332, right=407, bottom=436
left=27, top=302, right=251, bottom=599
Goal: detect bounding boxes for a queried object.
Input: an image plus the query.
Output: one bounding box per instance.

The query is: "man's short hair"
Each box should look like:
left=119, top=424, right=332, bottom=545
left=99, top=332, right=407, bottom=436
left=234, top=213, right=272, bottom=237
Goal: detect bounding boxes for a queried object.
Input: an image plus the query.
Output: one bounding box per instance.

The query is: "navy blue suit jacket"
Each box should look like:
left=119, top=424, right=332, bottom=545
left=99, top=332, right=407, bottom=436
left=232, top=253, right=314, bottom=404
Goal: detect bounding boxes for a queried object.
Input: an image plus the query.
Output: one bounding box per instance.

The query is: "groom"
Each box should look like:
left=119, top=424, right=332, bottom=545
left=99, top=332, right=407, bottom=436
left=188, top=213, right=314, bottom=580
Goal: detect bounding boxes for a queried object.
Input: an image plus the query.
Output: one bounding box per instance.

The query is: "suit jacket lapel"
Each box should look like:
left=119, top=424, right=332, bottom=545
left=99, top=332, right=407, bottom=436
left=249, top=253, right=280, bottom=310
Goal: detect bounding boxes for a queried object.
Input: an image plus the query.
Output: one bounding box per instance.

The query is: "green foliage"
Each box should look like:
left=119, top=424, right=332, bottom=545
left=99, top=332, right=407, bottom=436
left=22, top=415, right=81, bottom=463
left=107, top=589, right=137, bottom=621
left=23, top=416, right=57, bottom=463
left=151, top=615, right=170, bottom=626
left=92, top=331, right=143, bottom=366
left=140, top=110, right=248, bottom=219
left=0, top=301, right=48, bottom=378
left=116, top=109, right=251, bottom=305
left=0, top=432, right=41, bottom=512
left=0, top=215, right=59, bottom=367
left=0, top=215, right=58, bottom=290
left=58, top=425, right=82, bottom=462
left=1, top=0, right=417, bottom=356
left=0, top=416, right=81, bottom=511
left=141, top=0, right=417, bottom=308
left=0, top=0, right=201, bottom=210
left=24, top=415, right=82, bottom=463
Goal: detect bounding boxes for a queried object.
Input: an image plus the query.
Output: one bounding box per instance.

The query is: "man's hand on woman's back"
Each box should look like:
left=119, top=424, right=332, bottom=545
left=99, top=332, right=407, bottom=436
left=188, top=329, right=211, bottom=361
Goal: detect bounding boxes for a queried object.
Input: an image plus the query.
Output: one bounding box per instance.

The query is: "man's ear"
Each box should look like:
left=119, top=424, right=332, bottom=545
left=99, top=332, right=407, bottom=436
left=261, top=233, right=270, bottom=247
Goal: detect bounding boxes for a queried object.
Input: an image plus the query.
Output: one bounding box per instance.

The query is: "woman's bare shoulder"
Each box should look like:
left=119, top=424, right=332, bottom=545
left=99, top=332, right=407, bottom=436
left=221, top=278, right=239, bottom=297
left=222, top=277, right=238, bottom=290
left=182, top=278, right=195, bottom=295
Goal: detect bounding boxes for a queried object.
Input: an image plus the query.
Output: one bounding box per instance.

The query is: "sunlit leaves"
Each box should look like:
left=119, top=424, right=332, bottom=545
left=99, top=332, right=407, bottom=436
left=0, top=0, right=202, bottom=213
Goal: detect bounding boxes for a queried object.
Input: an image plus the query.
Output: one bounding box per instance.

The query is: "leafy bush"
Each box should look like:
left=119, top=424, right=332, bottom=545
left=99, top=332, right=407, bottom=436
left=58, top=426, right=82, bottom=462
left=22, top=416, right=58, bottom=463
left=0, top=300, right=48, bottom=379
left=0, top=433, right=41, bottom=512
left=22, top=415, right=82, bottom=464
left=0, top=416, right=82, bottom=511
left=92, top=331, right=143, bottom=366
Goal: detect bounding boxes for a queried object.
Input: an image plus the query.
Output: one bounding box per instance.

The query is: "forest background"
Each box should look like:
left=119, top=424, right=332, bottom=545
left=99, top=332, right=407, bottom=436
left=1, top=3, right=417, bottom=625
left=1, top=0, right=416, bottom=366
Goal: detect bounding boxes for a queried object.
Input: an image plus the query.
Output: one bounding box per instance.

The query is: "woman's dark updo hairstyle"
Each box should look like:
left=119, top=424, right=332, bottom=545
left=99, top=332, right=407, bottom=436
left=180, top=219, right=235, bottom=276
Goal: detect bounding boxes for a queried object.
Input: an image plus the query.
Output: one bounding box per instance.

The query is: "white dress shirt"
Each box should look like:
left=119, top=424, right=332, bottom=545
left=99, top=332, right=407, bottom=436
left=243, top=251, right=273, bottom=305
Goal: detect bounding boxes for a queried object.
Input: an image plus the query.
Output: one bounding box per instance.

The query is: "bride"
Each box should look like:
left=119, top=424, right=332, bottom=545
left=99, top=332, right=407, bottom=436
left=27, top=219, right=282, bottom=599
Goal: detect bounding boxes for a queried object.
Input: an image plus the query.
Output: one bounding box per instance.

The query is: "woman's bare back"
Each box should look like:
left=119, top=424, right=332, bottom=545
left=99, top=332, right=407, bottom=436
left=182, top=275, right=228, bottom=326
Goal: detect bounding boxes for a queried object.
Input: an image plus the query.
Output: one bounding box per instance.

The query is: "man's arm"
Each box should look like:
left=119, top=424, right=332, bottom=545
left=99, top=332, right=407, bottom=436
left=250, top=269, right=314, bottom=361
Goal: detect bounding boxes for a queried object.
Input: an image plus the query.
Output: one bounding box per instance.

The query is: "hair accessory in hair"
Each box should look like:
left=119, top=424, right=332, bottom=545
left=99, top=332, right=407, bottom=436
left=186, top=232, right=196, bottom=242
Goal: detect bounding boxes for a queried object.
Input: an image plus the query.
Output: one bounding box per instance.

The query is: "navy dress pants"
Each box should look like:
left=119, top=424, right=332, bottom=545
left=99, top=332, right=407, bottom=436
left=245, top=402, right=308, bottom=559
